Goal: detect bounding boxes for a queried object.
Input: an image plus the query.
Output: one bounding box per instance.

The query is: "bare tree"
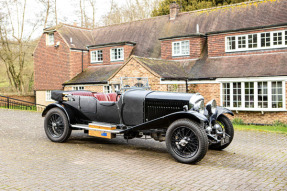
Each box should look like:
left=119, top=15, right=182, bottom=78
left=89, top=0, right=96, bottom=28
left=54, top=0, right=57, bottom=25
left=0, top=0, right=39, bottom=94
left=102, top=0, right=160, bottom=26
left=38, top=0, right=51, bottom=28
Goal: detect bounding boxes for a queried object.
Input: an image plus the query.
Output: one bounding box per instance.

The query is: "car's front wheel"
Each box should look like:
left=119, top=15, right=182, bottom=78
left=44, top=108, right=71, bottom=142
left=166, top=119, right=208, bottom=164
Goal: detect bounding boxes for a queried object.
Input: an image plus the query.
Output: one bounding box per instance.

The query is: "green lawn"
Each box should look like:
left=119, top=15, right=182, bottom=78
left=234, top=124, right=287, bottom=134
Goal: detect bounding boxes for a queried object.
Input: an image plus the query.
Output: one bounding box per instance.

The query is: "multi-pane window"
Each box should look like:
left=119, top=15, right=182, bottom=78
left=261, top=33, right=271, bottom=48
left=233, top=82, right=242, bottom=107
left=111, top=48, right=124, bottom=61
left=238, top=36, right=246, bottom=49
left=222, top=83, right=230, bottom=107
left=103, top=85, right=111, bottom=93
left=245, top=82, right=254, bottom=108
left=226, top=36, right=236, bottom=50
left=222, top=81, right=285, bottom=110
left=258, top=82, right=268, bottom=108
left=273, top=32, right=283, bottom=46
left=91, top=50, right=103, bottom=63
left=172, top=41, right=190, bottom=56
left=226, top=30, right=287, bottom=52
left=272, top=81, right=283, bottom=108
left=46, top=33, right=54, bottom=45
left=46, top=90, right=53, bottom=101
left=72, top=86, right=84, bottom=90
left=248, top=34, right=257, bottom=48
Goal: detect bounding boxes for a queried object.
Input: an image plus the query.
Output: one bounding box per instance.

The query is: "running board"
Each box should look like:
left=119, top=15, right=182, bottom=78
left=71, top=124, right=125, bottom=134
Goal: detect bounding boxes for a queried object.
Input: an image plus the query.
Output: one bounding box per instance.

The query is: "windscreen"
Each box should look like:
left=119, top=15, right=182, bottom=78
left=120, top=77, right=150, bottom=91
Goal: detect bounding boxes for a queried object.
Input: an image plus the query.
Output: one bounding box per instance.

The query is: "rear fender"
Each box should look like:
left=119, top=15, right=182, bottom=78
left=42, top=103, right=71, bottom=124
left=130, top=111, right=208, bottom=131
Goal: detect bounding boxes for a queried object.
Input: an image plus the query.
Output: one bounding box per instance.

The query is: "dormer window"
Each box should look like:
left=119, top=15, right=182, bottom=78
left=111, top=48, right=124, bottom=61
left=91, top=50, right=103, bottom=63
left=225, top=30, right=287, bottom=52
left=46, top=33, right=54, bottom=46
left=172, top=40, right=190, bottom=56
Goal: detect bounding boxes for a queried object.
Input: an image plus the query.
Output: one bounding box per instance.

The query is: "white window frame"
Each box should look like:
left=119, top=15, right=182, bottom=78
left=103, top=85, right=111, bottom=93
left=91, top=50, right=103, bottom=63
left=46, top=33, right=54, bottom=46
left=225, top=29, right=287, bottom=53
left=172, top=40, right=190, bottom=56
left=72, top=86, right=84, bottom=91
left=46, top=90, right=53, bottom=101
left=110, top=48, right=124, bottom=62
left=220, top=80, right=286, bottom=111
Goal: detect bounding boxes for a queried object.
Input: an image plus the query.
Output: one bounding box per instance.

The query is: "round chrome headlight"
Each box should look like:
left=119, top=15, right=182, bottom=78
left=196, top=100, right=205, bottom=115
left=189, top=93, right=204, bottom=110
left=206, top=99, right=217, bottom=114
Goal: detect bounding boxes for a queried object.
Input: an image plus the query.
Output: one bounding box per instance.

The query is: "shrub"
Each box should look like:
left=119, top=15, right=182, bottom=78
left=273, top=120, right=287, bottom=127
left=232, top=118, right=244, bottom=125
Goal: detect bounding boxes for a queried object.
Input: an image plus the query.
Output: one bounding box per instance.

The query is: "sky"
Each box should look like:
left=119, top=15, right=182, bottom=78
left=9, top=0, right=131, bottom=39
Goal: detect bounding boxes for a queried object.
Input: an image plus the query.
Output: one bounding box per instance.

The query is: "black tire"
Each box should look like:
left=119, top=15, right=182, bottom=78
left=44, top=108, right=72, bottom=142
left=166, top=118, right=208, bottom=164
left=209, top=114, right=234, bottom=150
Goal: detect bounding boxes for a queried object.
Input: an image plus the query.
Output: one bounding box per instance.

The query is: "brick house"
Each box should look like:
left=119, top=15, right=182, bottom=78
left=34, top=0, right=287, bottom=124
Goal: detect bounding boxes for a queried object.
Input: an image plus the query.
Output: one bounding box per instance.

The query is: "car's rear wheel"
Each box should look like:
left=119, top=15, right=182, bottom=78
left=166, top=119, right=208, bottom=164
left=44, top=108, right=71, bottom=142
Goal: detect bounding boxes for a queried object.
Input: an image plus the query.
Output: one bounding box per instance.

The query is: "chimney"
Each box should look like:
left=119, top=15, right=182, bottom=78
left=169, top=2, right=180, bottom=20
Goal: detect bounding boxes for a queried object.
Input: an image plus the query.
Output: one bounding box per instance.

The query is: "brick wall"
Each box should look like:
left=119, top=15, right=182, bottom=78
left=208, top=27, right=287, bottom=57
left=70, top=51, right=90, bottom=79
left=89, top=45, right=134, bottom=66
left=36, top=91, right=55, bottom=106
left=161, top=37, right=205, bottom=60
left=64, top=85, right=104, bottom=93
left=34, top=32, right=71, bottom=91
left=109, top=58, right=168, bottom=91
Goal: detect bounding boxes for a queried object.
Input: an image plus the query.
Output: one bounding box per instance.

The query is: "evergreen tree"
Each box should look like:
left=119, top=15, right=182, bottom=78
left=152, top=0, right=250, bottom=17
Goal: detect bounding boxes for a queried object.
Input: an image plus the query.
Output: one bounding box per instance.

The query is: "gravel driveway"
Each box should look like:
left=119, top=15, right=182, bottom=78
left=0, top=109, right=286, bottom=190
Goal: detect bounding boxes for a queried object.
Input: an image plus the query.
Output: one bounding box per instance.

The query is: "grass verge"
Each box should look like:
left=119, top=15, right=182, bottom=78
left=234, top=124, right=287, bottom=134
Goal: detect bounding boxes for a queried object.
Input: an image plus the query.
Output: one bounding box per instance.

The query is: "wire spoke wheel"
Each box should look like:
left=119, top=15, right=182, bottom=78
left=44, top=108, right=72, bottom=142
left=47, top=114, right=65, bottom=138
left=166, top=119, right=208, bottom=164
left=171, top=126, right=199, bottom=158
left=209, top=115, right=234, bottom=150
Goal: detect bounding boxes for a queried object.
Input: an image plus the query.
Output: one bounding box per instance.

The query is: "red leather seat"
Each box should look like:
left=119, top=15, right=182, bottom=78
left=93, top=93, right=109, bottom=101
left=107, top=93, right=118, bottom=102
left=69, top=91, right=93, bottom=97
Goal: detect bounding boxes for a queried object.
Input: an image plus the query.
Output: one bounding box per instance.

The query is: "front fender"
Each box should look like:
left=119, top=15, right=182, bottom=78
left=216, top=106, right=234, bottom=118
left=42, top=103, right=71, bottom=123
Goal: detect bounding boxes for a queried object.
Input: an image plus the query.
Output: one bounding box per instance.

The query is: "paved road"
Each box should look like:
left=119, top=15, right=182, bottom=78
left=0, top=109, right=286, bottom=190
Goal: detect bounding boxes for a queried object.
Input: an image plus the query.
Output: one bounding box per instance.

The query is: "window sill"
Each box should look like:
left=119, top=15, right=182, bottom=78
left=225, top=46, right=287, bottom=53
left=227, top=107, right=287, bottom=112
left=110, top=60, right=124, bottom=62
left=172, top=55, right=190, bottom=58
left=91, top=61, right=103, bottom=64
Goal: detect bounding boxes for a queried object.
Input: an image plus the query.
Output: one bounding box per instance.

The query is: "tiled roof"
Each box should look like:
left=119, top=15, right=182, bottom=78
left=45, top=0, right=287, bottom=58
left=63, top=65, right=121, bottom=85
left=189, top=52, right=287, bottom=79
left=135, top=56, right=196, bottom=78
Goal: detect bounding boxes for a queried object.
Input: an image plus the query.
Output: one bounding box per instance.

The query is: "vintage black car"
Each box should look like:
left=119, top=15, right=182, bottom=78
left=42, top=85, right=234, bottom=164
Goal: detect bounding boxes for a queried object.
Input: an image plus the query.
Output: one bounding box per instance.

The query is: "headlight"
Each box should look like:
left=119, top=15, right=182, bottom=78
left=195, top=100, right=205, bottom=115
left=189, top=93, right=204, bottom=110
left=206, top=99, right=217, bottom=114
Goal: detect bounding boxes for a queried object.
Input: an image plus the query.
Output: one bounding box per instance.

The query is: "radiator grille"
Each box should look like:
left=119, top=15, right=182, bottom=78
left=145, top=100, right=188, bottom=121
